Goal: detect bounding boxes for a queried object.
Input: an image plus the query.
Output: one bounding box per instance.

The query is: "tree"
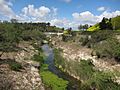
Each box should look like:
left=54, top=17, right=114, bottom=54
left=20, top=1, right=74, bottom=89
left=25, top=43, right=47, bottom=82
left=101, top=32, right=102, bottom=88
left=67, top=27, right=72, bottom=34
left=11, top=19, right=18, bottom=23
left=46, top=22, right=50, bottom=26
left=78, top=24, right=89, bottom=31
left=99, top=17, right=113, bottom=30
left=99, top=17, right=107, bottom=30
left=62, top=27, right=64, bottom=31
left=106, top=18, right=113, bottom=30
left=78, top=24, right=83, bottom=30
left=84, top=24, right=89, bottom=30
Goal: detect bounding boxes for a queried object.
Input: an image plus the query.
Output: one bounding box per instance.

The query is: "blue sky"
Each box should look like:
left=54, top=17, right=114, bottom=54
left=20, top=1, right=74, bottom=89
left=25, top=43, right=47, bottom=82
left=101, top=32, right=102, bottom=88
left=0, top=0, right=120, bottom=29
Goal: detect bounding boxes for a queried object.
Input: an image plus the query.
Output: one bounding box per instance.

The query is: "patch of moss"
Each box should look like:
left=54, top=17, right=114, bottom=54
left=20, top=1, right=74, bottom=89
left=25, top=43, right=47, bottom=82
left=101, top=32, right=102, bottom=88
left=40, top=63, right=68, bottom=90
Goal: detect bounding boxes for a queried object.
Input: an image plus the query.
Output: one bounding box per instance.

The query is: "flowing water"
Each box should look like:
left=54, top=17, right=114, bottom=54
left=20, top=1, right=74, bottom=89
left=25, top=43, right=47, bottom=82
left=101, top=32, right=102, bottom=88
left=42, top=44, right=81, bottom=90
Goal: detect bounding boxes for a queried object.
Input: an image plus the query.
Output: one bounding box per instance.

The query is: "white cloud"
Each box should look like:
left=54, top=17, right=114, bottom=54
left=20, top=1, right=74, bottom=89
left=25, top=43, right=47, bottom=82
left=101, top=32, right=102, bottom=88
left=50, top=18, right=68, bottom=27
left=20, top=5, right=59, bottom=22
left=0, top=0, right=15, bottom=18
left=99, top=10, right=120, bottom=19
left=97, top=7, right=105, bottom=11
left=50, top=18, right=79, bottom=30
left=72, top=11, right=100, bottom=24
left=22, top=5, right=50, bottom=18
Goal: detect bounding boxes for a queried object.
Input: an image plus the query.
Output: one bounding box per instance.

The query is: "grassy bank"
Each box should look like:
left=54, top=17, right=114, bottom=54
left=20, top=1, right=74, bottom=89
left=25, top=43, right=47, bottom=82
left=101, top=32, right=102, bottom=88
left=54, top=48, right=120, bottom=90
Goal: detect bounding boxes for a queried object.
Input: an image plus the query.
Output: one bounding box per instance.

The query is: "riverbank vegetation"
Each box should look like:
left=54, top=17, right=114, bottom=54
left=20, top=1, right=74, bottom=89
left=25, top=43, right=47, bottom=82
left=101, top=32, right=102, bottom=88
left=79, top=30, right=120, bottom=61
left=54, top=48, right=120, bottom=90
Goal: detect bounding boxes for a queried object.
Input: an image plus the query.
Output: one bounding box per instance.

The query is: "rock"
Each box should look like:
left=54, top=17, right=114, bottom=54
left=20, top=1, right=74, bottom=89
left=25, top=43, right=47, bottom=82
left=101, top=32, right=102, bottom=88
left=0, top=42, right=45, bottom=90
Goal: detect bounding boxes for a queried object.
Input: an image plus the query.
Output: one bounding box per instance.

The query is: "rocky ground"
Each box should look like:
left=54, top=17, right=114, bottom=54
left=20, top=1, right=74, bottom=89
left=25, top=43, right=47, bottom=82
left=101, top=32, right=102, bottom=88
left=52, top=37, right=120, bottom=71
left=51, top=36, right=120, bottom=83
left=0, top=42, right=44, bottom=90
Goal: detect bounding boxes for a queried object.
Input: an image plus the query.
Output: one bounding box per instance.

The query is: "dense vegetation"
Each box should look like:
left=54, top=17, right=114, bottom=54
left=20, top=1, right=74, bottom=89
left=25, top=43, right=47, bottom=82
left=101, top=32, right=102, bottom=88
left=79, top=30, right=120, bottom=61
left=54, top=49, right=120, bottom=90
left=0, top=20, right=64, bottom=58
left=111, top=16, right=120, bottom=30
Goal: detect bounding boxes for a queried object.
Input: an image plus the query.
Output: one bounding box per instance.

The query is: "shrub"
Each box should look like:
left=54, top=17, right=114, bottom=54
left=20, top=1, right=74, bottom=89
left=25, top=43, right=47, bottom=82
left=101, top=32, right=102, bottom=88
left=32, top=53, right=45, bottom=64
left=82, top=71, right=120, bottom=90
left=9, top=62, right=22, bottom=71
left=80, top=30, right=114, bottom=48
left=94, top=38, right=120, bottom=60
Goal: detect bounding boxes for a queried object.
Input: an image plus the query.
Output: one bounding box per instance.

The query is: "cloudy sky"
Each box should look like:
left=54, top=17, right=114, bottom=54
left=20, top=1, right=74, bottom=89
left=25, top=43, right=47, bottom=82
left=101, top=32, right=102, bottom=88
left=0, top=0, right=120, bottom=29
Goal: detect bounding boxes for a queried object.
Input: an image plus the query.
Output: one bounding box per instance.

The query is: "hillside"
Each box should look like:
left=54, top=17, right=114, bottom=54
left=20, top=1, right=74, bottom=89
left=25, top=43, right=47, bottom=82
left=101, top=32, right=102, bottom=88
left=87, top=15, right=120, bottom=31
left=112, top=16, right=120, bottom=30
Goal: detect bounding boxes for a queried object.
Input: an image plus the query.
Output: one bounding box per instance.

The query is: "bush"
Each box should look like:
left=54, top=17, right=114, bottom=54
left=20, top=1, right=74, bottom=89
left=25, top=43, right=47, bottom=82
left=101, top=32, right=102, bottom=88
left=94, top=38, right=120, bottom=60
left=54, top=48, right=66, bottom=69
left=80, top=30, right=114, bottom=48
left=82, top=71, right=120, bottom=90
left=9, top=62, right=22, bottom=71
left=32, top=53, right=45, bottom=64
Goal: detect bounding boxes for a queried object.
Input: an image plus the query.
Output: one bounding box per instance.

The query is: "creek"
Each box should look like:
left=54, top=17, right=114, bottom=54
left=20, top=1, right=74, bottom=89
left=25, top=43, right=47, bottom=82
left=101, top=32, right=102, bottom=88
left=42, top=44, right=81, bottom=90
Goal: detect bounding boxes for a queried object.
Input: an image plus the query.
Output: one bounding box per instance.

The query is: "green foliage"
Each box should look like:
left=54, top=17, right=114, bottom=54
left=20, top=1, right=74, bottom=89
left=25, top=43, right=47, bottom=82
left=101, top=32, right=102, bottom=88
left=9, top=62, right=22, bottom=71
left=33, top=54, right=43, bottom=62
left=112, top=16, right=120, bottom=30
left=87, top=23, right=100, bottom=31
left=94, top=38, right=120, bottom=60
left=81, top=71, right=120, bottom=90
left=75, top=60, right=94, bottom=80
left=34, top=48, right=68, bottom=90
left=41, top=70, right=68, bottom=90
left=40, top=62, right=68, bottom=90
left=54, top=48, right=66, bottom=69
left=21, top=29, right=45, bottom=41
left=0, top=22, right=48, bottom=58
left=99, top=17, right=113, bottom=30
left=78, top=24, right=89, bottom=31
left=54, top=48, right=120, bottom=90
left=0, top=23, right=21, bottom=52
left=54, top=48, right=94, bottom=80
left=80, top=30, right=113, bottom=48
left=80, top=31, right=120, bottom=60
left=40, top=64, right=49, bottom=71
